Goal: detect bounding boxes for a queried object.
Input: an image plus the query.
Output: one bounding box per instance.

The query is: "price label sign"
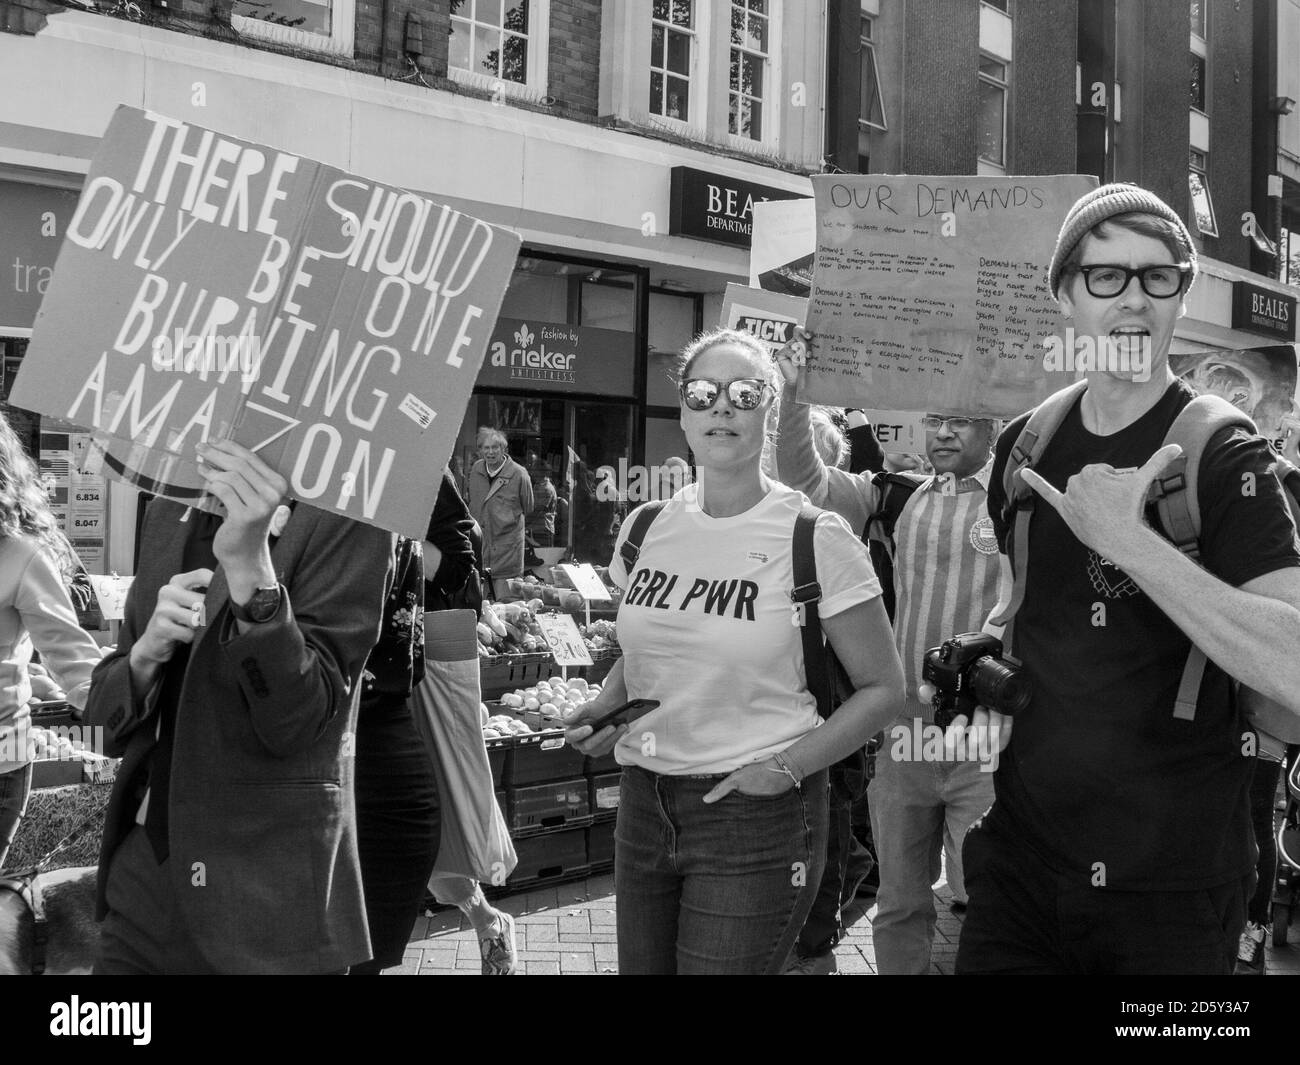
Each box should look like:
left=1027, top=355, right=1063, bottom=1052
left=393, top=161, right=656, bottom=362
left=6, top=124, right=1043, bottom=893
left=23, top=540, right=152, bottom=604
left=70, top=514, right=102, bottom=534
left=535, top=611, right=593, bottom=667
left=88, top=574, right=133, bottom=621
left=557, top=563, right=611, bottom=602
left=72, top=486, right=103, bottom=506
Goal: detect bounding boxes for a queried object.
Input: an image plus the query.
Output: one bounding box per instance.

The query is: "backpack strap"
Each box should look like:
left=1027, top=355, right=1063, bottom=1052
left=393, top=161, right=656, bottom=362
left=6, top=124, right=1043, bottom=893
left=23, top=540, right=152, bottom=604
left=990, top=380, right=1089, bottom=647
left=1148, top=394, right=1256, bottom=720
left=865, top=471, right=926, bottom=560
left=618, top=500, right=669, bottom=573
left=792, top=503, right=833, bottom=721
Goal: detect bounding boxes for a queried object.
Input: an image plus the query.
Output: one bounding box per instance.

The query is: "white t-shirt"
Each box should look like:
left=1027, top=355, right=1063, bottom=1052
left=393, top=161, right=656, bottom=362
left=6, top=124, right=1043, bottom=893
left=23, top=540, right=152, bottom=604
left=607, top=481, right=881, bottom=775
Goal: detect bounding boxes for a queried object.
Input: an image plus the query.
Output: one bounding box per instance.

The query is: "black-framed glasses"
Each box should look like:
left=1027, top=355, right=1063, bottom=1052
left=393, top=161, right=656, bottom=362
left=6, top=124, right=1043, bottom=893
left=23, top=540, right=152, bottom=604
left=679, top=378, right=771, bottom=411
left=921, top=415, right=974, bottom=432
left=1071, top=263, right=1191, bottom=299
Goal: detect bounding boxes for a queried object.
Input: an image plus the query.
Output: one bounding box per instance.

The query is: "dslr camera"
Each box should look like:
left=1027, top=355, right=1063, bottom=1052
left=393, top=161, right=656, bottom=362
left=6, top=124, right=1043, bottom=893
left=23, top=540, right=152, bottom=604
left=921, top=633, right=1031, bottom=729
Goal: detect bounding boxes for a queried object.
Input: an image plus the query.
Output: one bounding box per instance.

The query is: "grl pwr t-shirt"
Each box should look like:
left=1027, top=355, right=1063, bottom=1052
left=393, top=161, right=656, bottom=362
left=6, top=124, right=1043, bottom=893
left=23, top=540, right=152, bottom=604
left=608, top=481, right=882, bottom=775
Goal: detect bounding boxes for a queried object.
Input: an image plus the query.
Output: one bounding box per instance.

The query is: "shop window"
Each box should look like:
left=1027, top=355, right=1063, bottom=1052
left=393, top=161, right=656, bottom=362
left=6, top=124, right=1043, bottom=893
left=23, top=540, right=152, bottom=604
left=1189, top=168, right=1218, bottom=237
left=1190, top=52, right=1207, bottom=112
left=647, top=290, right=700, bottom=407
left=579, top=274, right=636, bottom=333
left=231, top=0, right=356, bottom=57
left=650, top=0, right=696, bottom=123
left=859, top=14, right=887, bottom=132
left=729, top=0, right=769, bottom=141
left=449, top=0, right=550, bottom=97
left=977, top=55, right=1008, bottom=172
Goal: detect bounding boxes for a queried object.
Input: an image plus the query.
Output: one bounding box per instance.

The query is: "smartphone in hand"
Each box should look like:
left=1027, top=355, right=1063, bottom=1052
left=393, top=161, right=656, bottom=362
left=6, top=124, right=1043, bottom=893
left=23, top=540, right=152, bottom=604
left=580, top=698, right=660, bottom=734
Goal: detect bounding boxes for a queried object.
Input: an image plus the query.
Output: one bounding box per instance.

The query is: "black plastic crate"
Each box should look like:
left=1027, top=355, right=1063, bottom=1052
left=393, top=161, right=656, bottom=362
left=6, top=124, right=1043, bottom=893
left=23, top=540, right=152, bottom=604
left=588, top=771, right=622, bottom=815
left=505, top=734, right=586, bottom=786
left=507, top=777, right=590, bottom=832
left=587, top=820, right=616, bottom=866
left=507, top=827, right=588, bottom=885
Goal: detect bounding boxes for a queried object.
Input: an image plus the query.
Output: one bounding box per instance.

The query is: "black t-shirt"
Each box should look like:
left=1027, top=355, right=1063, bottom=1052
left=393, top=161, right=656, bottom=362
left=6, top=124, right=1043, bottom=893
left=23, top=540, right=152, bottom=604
left=986, top=379, right=1300, bottom=890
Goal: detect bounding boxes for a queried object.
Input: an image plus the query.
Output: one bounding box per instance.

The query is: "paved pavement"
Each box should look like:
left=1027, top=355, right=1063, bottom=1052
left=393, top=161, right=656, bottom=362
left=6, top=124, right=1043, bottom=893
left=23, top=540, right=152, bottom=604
left=393, top=872, right=1300, bottom=975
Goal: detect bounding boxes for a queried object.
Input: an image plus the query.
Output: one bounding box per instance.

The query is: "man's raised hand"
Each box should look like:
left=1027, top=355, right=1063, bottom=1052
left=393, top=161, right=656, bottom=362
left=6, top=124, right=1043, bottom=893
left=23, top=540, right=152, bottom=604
left=1018, top=443, right=1184, bottom=566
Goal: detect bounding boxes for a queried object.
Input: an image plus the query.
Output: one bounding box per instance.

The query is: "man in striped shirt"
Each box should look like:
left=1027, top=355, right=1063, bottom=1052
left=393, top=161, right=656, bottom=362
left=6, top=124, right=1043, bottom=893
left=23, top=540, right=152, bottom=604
left=776, top=338, right=1001, bottom=975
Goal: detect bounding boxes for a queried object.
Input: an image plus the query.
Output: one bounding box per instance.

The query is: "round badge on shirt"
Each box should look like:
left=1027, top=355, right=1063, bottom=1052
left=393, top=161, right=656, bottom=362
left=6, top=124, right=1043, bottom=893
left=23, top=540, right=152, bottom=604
left=968, top=515, right=999, bottom=555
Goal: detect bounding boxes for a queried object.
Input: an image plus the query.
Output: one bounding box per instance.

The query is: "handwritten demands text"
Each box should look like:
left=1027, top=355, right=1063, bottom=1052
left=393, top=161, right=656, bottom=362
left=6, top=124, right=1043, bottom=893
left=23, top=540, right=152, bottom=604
left=11, top=106, right=521, bottom=537
left=801, top=174, right=1097, bottom=418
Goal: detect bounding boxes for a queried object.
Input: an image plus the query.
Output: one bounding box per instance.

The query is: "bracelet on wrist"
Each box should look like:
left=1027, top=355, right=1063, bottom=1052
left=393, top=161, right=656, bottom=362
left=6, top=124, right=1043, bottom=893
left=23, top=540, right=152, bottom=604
left=770, top=751, right=803, bottom=790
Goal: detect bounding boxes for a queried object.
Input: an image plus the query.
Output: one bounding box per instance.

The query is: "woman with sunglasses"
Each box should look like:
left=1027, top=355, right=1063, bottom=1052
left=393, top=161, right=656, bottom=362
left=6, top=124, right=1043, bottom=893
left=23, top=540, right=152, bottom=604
left=565, top=328, right=904, bottom=975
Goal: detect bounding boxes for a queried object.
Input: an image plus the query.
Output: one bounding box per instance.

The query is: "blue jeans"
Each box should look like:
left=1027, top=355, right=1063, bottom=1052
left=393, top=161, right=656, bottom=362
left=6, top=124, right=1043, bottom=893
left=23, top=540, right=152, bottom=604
left=615, top=763, right=829, bottom=975
left=868, top=741, right=994, bottom=974
left=0, top=764, right=33, bottom=872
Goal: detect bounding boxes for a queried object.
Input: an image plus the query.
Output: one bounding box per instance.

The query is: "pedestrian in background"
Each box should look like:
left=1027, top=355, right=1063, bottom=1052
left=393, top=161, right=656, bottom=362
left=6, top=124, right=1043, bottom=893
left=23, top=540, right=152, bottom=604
left=0, top=411, right=103, bottom=870
left=466, top=429, right=533, bottom=596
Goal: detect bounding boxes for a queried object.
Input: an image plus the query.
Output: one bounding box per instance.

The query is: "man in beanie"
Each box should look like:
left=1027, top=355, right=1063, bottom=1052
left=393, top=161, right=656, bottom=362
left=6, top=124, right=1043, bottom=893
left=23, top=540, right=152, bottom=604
left=953, top=183, right=1300, bottom=974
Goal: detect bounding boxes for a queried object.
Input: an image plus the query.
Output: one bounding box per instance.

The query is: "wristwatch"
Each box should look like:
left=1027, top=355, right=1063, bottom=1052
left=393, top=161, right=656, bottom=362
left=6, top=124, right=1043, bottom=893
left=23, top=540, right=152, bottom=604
left=230, top=584, right=282, bottom=624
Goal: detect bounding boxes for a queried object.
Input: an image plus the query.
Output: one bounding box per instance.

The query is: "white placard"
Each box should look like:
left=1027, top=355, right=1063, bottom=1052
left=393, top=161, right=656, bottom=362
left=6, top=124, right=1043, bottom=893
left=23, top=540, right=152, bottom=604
left=88, top=574, right=133, bottom=621
left=557, top=563, right=612, bottom=602
left=535, top=612, right=593, bottom=667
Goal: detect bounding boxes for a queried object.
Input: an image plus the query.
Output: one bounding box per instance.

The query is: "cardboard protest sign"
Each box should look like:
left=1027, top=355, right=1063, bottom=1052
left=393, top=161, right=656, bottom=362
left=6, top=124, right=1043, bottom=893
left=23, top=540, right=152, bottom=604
left=799, top=174, right=1096, bottom=418
left=11, top=106, right=521, bottom=538
left=750, top=198, right=816, bottom=297
left=720, top=283, right=807, bottom=356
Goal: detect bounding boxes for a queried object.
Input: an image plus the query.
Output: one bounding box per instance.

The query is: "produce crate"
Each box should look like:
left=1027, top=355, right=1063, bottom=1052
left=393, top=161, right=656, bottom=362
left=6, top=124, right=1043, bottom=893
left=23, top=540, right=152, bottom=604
left=506, top=827, right=589, bottom=886
left=587, top=820, right=616, bottom=866
left=589, top=772, right=622, bottom=816
left=504, top=733, right=586, bottom=787
left=486, top=742, right=508, bottom=788
left=479, top=652, right=554, bottom=699
left=507, top=777, right=590, bottom=833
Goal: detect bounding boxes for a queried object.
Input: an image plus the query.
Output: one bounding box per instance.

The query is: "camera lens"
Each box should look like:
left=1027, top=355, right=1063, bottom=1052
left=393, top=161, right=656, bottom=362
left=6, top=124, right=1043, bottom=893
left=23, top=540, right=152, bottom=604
left=971, top=656, right=1032, bottom=714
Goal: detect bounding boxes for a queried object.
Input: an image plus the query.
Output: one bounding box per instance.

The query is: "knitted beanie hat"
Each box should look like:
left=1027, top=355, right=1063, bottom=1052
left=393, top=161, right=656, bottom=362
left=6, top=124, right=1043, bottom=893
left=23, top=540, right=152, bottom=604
left=1048, top=183, right=1198, bottom=297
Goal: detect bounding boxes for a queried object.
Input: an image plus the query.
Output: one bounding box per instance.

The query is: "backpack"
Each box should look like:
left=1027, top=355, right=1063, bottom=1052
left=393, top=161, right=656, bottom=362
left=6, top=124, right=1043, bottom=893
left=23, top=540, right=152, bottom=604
left=993, top=379, right=1300, bottom=740
left=619, top=498, right=871, bottom=799
left=862, top=471, right=927, bottom=622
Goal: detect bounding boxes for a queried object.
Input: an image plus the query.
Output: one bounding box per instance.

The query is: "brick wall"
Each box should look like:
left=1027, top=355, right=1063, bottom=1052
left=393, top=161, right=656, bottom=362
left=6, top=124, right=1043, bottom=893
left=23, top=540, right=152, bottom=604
left=902, top=0, right=979, bottom=174
left=1013, top=0, right=1077, bottom=174
left=547, top=0, right=599, bottom=117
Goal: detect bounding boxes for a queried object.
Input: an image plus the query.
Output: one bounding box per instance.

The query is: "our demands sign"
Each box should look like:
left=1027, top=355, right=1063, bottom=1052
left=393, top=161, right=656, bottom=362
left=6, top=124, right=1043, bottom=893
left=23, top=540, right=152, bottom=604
left=10, top=106, right=520, bottom=538
left=476, top=318, right=636, bottom=397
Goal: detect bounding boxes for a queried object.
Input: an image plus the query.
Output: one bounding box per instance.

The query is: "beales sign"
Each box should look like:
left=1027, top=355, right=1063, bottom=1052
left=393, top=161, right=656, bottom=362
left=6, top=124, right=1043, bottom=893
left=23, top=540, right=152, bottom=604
left=477, top=317, right=636, bottom=397
left=669, top=166, right=807, bottom=249
left=1231, top=281, right=1296, bottom=342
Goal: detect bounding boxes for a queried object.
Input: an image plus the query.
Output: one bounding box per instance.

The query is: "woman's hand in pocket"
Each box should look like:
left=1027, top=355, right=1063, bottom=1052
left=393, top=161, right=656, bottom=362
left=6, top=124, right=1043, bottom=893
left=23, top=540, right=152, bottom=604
left=702, top=759, right=795, bottom=804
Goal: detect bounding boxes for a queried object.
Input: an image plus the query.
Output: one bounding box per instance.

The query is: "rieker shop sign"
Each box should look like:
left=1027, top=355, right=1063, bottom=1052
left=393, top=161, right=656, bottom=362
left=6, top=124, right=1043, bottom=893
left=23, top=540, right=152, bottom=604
left=478, top=317, right=637, bottom=396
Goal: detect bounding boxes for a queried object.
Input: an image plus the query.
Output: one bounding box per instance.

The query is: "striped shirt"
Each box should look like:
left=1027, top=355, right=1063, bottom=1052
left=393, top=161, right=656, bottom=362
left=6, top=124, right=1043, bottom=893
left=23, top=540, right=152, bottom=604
left=775, top=392, right=1002, bottom=719
left=891, top=466, right=1000, bottom=713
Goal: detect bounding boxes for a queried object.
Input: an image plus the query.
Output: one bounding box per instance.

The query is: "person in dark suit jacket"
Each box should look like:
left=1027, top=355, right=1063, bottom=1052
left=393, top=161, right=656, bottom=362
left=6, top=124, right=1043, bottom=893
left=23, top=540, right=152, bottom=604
left=85, top=440, right=394, bottom=974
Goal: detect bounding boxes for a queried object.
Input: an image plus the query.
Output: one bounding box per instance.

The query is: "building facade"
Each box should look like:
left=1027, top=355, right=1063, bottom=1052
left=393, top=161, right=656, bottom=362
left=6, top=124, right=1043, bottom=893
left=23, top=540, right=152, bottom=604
left=0, top=0, right=828, bottom=570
